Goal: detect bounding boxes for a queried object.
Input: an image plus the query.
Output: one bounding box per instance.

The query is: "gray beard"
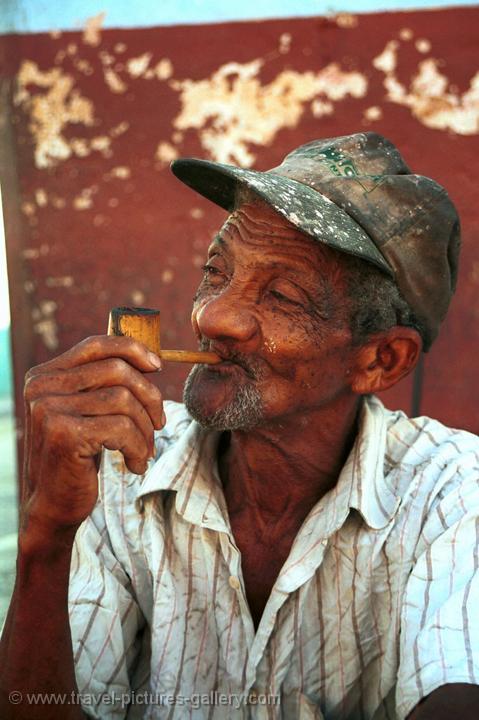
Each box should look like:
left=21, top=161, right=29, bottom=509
left=183, top=365, right=264, bottom=431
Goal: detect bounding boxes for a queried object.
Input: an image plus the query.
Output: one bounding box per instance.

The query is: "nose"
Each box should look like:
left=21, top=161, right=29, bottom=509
left=193, top=290, right=260, bottom=347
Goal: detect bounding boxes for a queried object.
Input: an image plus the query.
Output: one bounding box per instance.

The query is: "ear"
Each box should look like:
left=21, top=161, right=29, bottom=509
left=349, top=327, right=422, bottom=395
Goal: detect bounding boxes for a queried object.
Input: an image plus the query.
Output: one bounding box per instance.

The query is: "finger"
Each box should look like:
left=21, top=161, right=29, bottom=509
left=25, top=358, right=164, bottom=429
left=46, top=413, right=151, bottom=475
left=26, top=335, right=162, bottom=378
left=30, top=387, right=159, bottom=457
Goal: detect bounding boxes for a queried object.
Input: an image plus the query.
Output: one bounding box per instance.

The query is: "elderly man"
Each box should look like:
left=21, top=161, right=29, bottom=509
left=1, top=132, right=478, bottom=720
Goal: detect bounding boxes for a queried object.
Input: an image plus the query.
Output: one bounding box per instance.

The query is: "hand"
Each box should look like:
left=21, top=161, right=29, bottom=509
left=21, top=335, right=164, bottom=535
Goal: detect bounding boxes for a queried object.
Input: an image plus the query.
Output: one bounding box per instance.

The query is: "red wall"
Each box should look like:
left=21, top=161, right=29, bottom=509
left=1, top=7, right=478, bottom=476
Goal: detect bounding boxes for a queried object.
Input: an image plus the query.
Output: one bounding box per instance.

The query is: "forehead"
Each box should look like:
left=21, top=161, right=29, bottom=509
left=211, top=199, right=344, bottom=271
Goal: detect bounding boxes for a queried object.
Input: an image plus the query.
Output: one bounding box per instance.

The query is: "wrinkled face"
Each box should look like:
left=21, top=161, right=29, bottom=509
left=183, top=200, right=356, bottom=430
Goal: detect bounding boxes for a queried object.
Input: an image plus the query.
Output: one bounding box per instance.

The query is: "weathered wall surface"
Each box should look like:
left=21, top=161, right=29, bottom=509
left=1, top=7, right=478, bottom=468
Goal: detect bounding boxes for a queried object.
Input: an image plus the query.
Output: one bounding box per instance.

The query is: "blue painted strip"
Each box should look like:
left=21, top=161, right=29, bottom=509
left=1, top=0, right=477, bottom=34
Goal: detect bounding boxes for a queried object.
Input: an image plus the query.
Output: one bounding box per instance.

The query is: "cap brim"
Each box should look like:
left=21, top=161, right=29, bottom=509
left=171, top=158, right=393, bottom=276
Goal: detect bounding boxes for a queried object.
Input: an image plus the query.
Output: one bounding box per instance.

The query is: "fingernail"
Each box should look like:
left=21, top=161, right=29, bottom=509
left=147, top=352, right=162, bottom=369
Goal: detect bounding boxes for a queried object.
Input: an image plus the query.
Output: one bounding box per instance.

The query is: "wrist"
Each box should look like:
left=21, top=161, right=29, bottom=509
left=18, top=511, right=80, bottom=560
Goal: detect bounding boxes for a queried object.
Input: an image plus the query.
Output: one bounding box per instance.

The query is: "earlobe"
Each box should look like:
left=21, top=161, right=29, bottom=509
left=349, top=328, right=422, bottom=395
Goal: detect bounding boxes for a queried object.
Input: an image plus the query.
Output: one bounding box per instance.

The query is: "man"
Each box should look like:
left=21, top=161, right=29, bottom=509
left=1, top=132, right=478, bottom=720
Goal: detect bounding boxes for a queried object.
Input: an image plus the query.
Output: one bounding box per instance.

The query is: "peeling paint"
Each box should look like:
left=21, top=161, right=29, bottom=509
left=127, top=53, right=152, bottom=78
left=155, top=59, right=174, bottom=81
left=279, top=33, right=292, bottom=54
left=83, top=12, right=106, bottom=47
left=373, top=41, right=399, bottom=74
left=364, top=105, right=383, bottom=121
left=399, top=28, right=414, bottom=41
left=51, top=195, right=66, bottom=209
left=45, top=276, right=74, bottom=287
left=171, top=59, right=367, bottom=166
left=131, top=290, right=146, bottom=305
left=110, top=121, right=130, bottom=138
left=311, top=99, right=333, bottom=117
left=109, top=165, right=131, bottom=179
left=335, top=13, right=358, bottom=29
left=32, top=300, right=58, bottom=350
left=75, top=58, right=94, bottom=76
left=21, top=201, right=36, bottom=216
left=374, top=40, right=479, bottom=135
left=190, top=208, right=204, bottom=219
left=15, top=61, right=96, bottom=168
left=162, top=269, right=174, bottom=283
left=73, top=186, right=97, bottom=210
left=104, top=67, right=127, bottom=93
left=415, top=38, right=431, bottom=54
left=155, top=142, right=178, bottom=164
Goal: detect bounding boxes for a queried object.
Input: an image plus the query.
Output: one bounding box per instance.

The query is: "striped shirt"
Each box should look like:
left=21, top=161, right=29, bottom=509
left=69, top=395, right=479, bottom=720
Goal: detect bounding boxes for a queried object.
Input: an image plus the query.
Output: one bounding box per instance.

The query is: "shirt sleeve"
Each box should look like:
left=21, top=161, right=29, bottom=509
left=396, top=466, right=479, bottom=719
left=69, top=501, right=146, bottom=719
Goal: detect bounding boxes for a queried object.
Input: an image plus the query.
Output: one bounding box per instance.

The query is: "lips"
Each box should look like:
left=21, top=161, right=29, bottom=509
left=199, top=341, right=259, bottom=379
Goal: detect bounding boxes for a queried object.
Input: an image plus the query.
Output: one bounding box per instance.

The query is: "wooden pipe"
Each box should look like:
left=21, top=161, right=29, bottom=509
left=107, top=306, right=221, bottom=364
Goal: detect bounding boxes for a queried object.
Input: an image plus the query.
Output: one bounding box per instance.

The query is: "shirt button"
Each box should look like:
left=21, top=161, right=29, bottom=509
left=229, top=575, right=241, bottom=590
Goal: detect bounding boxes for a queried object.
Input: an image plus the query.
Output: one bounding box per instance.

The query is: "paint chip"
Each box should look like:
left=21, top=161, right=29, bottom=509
left=45, top=276, right=74, bottom=287
left=335, top=13, right=358, bottom=29
left=162, top=269, right=174, bottom=283
left=83, top=12, right=106, bottom=47
left=110, top=121, right=130, bottom=138
left=415, top=38, right=432, bottom=54
left=399, top=28, right=413, bottom=41
left=127, top=53, right=152, bottom=79
left=279, top=33, right=292, bottom=54
left=373, top=41, right=399, bottom=74
left=155, top=58, right=174, bottom=81
left=131, top=290, right=145, bottom=305
left=32, top=300, right=58, bottom=350
left=155, top=142, right=179, bottom=164
left=364, top=105, right=383, bottom=121
left=104, top=67, right=127, bottom=93
left=311, top=99, right=333, bottom=117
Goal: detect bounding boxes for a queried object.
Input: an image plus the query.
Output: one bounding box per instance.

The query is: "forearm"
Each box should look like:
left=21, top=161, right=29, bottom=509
left=407, top=683, right=479, bottom=720
left=0, top=525, right=85, bottom=719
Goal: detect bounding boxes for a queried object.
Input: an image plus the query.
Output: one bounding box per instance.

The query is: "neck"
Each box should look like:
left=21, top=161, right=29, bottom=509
left=219, top=394, right=362, bottom=533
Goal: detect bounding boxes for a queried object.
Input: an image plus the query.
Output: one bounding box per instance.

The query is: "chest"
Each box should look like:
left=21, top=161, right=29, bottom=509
left=229, top=513, right=297, bottom=628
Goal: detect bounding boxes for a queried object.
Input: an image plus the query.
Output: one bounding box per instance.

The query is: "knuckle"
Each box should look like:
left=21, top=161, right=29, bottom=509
left=114, top=386, right=132, bottom=406
left=108, top=357, right=129, bottom=378
left=24, top=373, right=42, bottom=402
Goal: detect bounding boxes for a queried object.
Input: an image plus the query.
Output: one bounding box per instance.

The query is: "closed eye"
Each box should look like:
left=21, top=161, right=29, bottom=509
left=267, top=280, right=308, bottom=306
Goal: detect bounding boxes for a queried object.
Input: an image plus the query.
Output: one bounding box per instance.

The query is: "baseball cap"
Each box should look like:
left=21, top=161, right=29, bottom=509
left=171, top=132, right=460, bottom=351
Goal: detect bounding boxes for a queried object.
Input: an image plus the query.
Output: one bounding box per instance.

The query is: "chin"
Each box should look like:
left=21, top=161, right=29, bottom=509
left=183, top=365, right=265, bottom=431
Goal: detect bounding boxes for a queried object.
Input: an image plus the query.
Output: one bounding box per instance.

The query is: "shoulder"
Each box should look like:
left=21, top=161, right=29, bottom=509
left=376, top=397, right=479, bottom=541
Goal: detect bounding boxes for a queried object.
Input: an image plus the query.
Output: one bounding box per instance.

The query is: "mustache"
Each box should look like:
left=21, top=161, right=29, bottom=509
left=198, top=338, right=266, bottom=380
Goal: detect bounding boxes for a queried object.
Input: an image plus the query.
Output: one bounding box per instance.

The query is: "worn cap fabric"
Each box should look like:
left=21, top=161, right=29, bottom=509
left=171, top=132, right=460, bottom=350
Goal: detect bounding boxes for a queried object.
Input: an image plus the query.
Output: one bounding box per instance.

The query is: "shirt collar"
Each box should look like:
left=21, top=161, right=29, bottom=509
left=346, top=394, right=401, bottom=530
left=136, top=395, right=400, bottom=535
left=136, top=419, right=230, bottom=534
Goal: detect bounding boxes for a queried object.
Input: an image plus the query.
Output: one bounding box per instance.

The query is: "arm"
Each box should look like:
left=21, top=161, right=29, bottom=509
left=0, top=336, right=164, bottom=719
left=408, top=683, right=479, bottom=719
